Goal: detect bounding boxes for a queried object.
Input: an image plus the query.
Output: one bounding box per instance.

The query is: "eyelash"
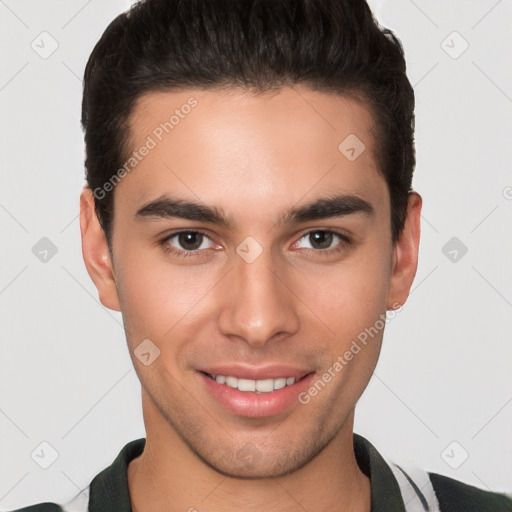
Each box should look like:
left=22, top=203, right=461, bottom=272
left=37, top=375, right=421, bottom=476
left=160, top=229, right=351, bottom=258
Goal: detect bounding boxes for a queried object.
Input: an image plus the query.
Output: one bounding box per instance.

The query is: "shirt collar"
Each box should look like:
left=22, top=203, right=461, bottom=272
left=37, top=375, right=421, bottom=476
left=87, top=434, right=405, bottom=512
left=354, top=433, right=406, bottom=512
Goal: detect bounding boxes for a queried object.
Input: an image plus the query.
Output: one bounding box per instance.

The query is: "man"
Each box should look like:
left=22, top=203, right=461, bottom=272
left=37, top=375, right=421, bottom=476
left=10, top=0, right=511, bottom=511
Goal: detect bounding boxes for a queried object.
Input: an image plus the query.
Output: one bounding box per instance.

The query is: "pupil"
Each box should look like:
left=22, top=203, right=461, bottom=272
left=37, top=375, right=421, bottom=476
left=311, top=231, right=332, bottom=249
left=179, top=232, right=202, bottom=250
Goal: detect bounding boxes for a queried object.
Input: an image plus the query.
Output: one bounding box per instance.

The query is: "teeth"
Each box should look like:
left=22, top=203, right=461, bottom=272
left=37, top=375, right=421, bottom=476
left=256, top=379, right=274, bottom=392
left=225, top=376, right=238, bottom=388
left=213, top=374, right=297, bottom=393
left=237, top=378, right=256, bottom=392
left=274, top=378, right=286, bottom=390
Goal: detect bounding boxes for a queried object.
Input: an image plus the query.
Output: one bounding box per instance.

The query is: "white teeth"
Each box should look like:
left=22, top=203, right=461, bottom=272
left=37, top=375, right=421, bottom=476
left=225, top=376, right=238, bottom=388
left=211, top=374, right=298, bottom=393
left=237, top=378, right=256, bottom=392
left=255, top=379, right=274, bottom=392
left=273, top=378, right=287, bottom=390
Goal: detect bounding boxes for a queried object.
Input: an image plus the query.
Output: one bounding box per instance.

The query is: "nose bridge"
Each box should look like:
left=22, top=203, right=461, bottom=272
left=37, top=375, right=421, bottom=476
left=217, top=243, right=299, bottom=346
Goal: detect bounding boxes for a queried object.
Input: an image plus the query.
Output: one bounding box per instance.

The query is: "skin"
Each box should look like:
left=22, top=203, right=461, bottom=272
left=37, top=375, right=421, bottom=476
left=80, top=86, right=421, bottom=512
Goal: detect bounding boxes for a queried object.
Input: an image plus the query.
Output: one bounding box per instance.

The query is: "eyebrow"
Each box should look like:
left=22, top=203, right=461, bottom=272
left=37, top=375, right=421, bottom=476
left=134, top=193, right=374, bottom=228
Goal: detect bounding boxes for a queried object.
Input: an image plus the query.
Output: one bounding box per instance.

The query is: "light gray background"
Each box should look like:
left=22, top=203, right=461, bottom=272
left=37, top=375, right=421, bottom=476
left=1, top=0, right=511, bottom=508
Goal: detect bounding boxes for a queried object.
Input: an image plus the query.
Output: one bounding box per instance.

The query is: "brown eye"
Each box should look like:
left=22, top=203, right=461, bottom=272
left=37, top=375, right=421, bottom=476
left=176, top=232, right=204, bottom=251
left=163, top=231, right=214, bottom=255
left=308, top=231, right=334, bottom=250
left=293, top=230, right=351, bottom=255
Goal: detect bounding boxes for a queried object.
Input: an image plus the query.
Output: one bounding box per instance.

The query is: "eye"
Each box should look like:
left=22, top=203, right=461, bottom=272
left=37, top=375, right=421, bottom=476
left=162, top=231, right=217, bottom=256
left=294, top=230, right=350, bottom=252
left=160, top=229, right=351, bottom=258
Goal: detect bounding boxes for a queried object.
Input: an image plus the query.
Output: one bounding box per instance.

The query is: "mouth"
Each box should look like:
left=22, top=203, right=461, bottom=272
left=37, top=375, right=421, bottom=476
left=201, top=372, right=307, bottom=393
left=196, top=368, right=316, bottom=418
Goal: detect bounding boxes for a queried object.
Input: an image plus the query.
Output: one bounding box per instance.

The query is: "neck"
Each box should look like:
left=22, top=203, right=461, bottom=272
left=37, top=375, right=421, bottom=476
left=128, top=394, right=370, bottom=512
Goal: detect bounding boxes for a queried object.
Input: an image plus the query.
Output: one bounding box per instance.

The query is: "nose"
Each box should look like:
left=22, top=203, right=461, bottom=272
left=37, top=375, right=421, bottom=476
left=217, top=246, right=300, bottom=348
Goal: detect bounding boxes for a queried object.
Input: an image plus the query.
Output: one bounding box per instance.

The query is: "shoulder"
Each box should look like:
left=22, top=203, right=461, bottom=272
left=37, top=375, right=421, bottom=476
left=430, top=472, right=512, bottom=512
left=4, top=504, right=63, bottom=512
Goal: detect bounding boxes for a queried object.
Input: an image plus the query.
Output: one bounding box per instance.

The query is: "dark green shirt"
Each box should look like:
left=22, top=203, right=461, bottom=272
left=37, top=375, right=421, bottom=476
left=8, top=435, right=512, bottom=512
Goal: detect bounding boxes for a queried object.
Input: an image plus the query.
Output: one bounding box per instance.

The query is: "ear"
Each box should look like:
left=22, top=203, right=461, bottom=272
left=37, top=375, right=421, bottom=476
left=79, top=187, right=121, bottom=311
left=387, top=192, right=422, bottom=310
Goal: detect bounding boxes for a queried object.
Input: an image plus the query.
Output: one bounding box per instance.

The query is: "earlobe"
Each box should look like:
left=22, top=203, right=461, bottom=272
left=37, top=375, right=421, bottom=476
left=79, top=187, right=121, bottom=312
left=387, top=192, right=422, bottom=310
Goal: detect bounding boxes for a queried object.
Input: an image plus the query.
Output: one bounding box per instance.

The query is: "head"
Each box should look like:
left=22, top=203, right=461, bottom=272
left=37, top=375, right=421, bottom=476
left=80, top=0, right=420, bottom=478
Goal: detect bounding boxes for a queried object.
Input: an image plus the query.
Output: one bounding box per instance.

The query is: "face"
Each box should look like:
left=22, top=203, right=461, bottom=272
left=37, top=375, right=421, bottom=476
left=81, top=86, right=421, bottom=478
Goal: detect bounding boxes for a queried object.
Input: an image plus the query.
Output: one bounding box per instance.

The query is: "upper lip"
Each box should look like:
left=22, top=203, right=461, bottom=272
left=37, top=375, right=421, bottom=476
left=198, top=365, right=312, bottom=381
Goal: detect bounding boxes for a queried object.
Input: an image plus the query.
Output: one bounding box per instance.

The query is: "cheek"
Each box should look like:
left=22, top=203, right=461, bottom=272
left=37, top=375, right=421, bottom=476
left=113, top=245, right=217, bottom=345
left=300, top=244, right=392, bottom=336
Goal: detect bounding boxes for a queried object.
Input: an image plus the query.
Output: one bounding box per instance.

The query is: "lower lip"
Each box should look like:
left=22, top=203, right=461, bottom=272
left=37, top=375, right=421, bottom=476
left=196, top=371, right=316, bottom=418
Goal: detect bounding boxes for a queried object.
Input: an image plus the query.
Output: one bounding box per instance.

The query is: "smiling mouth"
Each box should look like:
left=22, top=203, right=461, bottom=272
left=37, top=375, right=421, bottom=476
left=202, top=372, right=310, bottom=393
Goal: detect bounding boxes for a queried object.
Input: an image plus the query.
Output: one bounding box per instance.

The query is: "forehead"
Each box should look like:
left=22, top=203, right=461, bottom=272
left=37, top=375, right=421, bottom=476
left=116, top=86, right=387, bottom=224
left=129, top=86, right=377, bottom=155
